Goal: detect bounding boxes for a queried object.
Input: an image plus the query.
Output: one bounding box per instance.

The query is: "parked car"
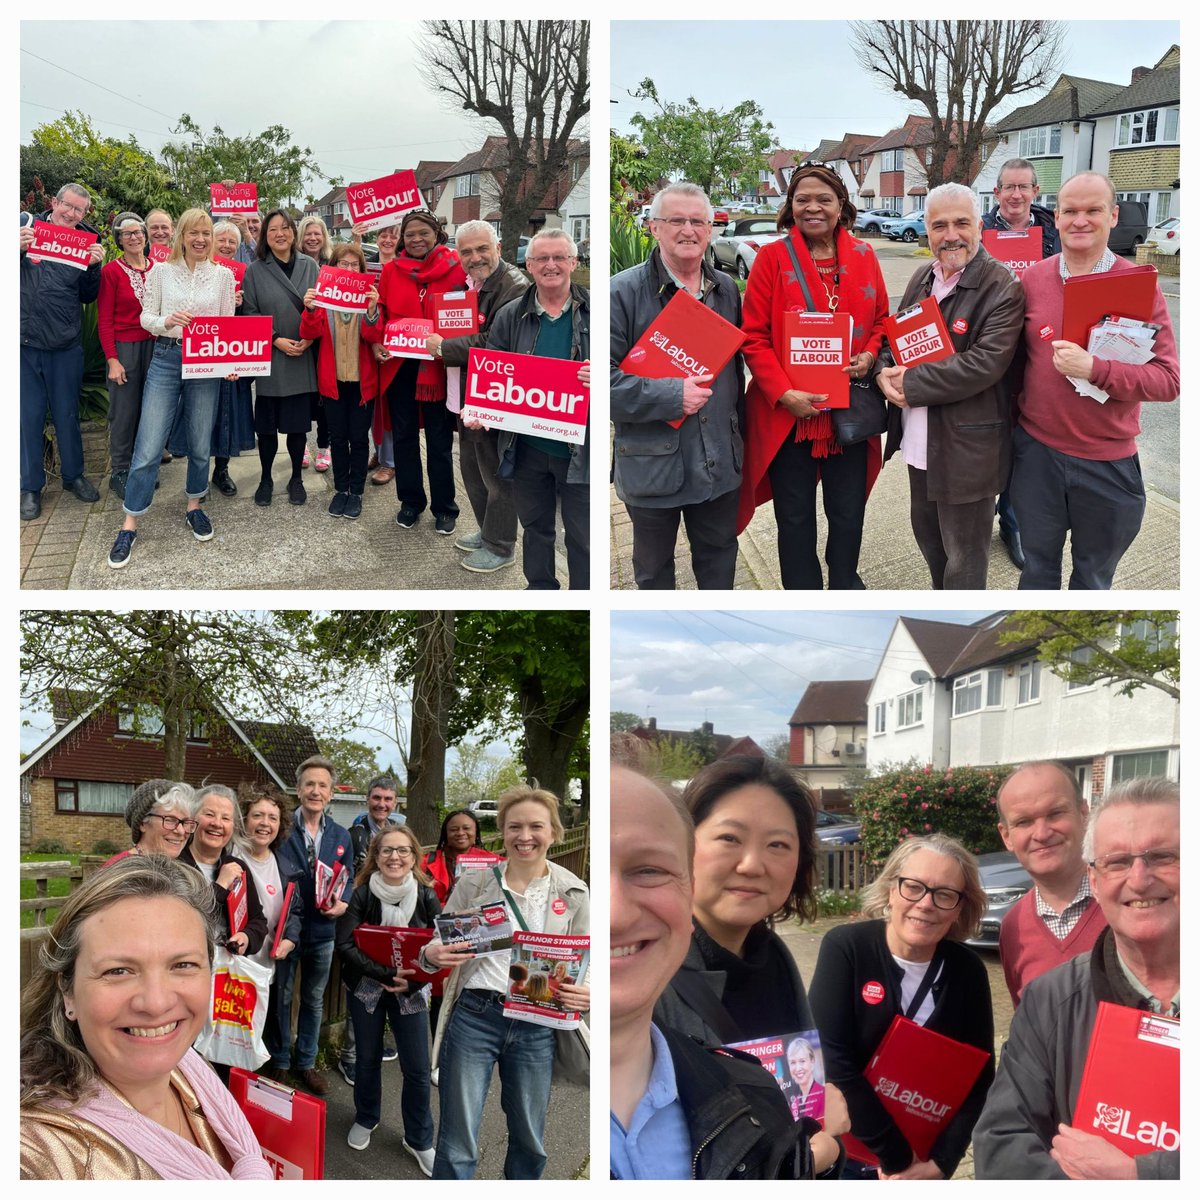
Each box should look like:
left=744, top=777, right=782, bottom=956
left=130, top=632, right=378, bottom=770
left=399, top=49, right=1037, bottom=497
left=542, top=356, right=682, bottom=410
left=515, top=235, right=531, bottom=268
left=964, top=850, right=1033, bottom=949
left=468, top=799, right=500, bottom=820
left=1107, top=199, right=1148, bottom=254
left=711, top=216, right=785, bottom=279
left=882, top=212, right=927, bottom=243
left=814, top=809, right=862, bottom=845
left=854, top=208, right=902, bottom=236
left=712, top=208, right=731, bottom=230
left=1147, top=217, right=1180, bottom=256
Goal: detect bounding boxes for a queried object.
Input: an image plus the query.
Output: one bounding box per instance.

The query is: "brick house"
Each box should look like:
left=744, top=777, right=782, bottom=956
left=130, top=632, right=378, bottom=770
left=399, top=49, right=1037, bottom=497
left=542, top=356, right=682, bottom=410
left=859, top=115, right=991, bottom=213
left=787, top=680, right=872, bottom=810
left=20, top=690, right=320, bottom=853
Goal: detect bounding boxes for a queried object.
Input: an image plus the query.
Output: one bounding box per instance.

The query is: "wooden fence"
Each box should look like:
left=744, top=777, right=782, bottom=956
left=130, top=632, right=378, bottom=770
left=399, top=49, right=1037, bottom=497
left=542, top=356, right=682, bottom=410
left=816, top=843, right=876, bottom=893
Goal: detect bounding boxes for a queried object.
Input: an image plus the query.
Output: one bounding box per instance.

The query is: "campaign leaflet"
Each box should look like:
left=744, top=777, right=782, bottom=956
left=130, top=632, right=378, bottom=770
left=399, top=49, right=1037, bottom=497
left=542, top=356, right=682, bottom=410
left=435, top=290, right=479, bottom=336
left=454, top=848, right=506, bottom=878
left=181, top=316, right=273, bottom=379
left=883, top=296, right=956, bottom=367
left=313, top=265, right=372, bottom=314
left=982, top=227, right=1042, bottom=280
left=314, top=859, right=349, bottom=911
left=226, top=871, right=248, bottom=937
left=352, top=924, right=448, bottom=987
left=27, top=220, right=97, bottom=270
left=727, top=1029, right=827, bottom=1123
left=384, top=317, right=435, bottom=360
left=149, top=243, right=170, bottom=264
left=209, top=182, right=259, bottom=217
left=464, top=347, right=589, bottom=446
left=617, top=289, right=746, bottom=429
left=229, top=1068, right=326, bottom=1180
left=503, top=932, right=590, bottom=1030
left=269, top=882, right=296, bottom=958
left=1072, top=1002, right=1179, bottom=1156
left=781, top=311, right=853, bottom=408
left=434, top=902, right=514, bottom=958
left=214, top=254, right=247, bottom=289
left=346, top=170, right=425, bottom=234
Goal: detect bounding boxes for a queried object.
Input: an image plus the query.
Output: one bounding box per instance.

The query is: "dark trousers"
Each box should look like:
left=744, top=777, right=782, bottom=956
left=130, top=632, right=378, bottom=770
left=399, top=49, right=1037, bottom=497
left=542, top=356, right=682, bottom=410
left=459, top=423, right=517, bottom=556
left=907, top=466, right=996, bottom=589
left=626, top=486, right=740, bottom=589
left=512, top=442, right=589, bottom=590
left=767, top=435, right=868, bottom=589
left=1010, top=424, right=1145, bottom=590
left=325, top=385, right=374, bottom=495
left=387, top=361, right=458, bottom=517
left=106, top=339, right=155, bottom=472
left=21, top=343, right=85, bottom=492
left=995, top=487, right=1019, bottom=538
left=310, top=393, right=329, bottom=449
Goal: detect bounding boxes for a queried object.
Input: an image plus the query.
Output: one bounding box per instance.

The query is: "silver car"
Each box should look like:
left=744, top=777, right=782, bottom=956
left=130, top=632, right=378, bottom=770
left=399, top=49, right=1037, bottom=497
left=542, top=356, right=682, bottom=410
left=965, top=851, right=1033, bottom=948
left=711, top=217, right=785, bottom=280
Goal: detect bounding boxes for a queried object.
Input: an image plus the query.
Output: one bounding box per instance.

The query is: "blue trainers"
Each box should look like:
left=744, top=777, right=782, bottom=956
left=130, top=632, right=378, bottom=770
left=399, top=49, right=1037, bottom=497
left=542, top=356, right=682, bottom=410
left=185, top=508, right=214, bottom=541
left=328, top=492, right=348, bottom=518
left=107, top=529, right=137, bottom=569
left=343, top=493, right=363, bottom=520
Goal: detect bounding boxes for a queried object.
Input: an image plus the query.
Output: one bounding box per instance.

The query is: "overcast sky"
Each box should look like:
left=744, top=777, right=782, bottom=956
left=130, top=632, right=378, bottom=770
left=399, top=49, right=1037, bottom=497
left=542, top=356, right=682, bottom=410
left=611, top=20, right=1180, bottom=152
left=611, top=610, right=992, bottom=748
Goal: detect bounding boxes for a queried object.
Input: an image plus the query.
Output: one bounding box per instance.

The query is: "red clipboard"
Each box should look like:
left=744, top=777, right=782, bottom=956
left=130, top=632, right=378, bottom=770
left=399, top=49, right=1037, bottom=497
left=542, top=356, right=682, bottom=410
left=1062, top=265, right=1159, bottom=347
left=269, top=881, right=296, bottom=958
left=229, top=1068, right=326, bottom=1179
left=883, top=296, right=955, bottom=367
left=780, top=310, right=852, bottom=408
left=982, top=228, right=1042, bottom=280
left=434, top=290, right=479, bottom=336
left=353, top=924, right=448, bottom=986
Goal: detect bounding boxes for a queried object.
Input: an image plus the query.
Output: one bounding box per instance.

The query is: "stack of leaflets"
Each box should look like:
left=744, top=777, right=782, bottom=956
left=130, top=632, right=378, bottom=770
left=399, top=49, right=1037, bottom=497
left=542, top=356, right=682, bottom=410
left=434, top=903, right=514, bottom=957
left=727, top=1029, right=828, bottom=1123
left=314, top=860, right=348, bottom=911
left=502, top=932, right=590, bottom=1029
left=1071, top=317, right=1161, bottom=404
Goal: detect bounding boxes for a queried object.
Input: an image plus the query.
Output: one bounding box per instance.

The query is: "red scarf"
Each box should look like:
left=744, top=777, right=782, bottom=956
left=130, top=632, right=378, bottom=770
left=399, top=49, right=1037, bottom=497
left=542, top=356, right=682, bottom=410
left=388, top=244, right=467, bottom=402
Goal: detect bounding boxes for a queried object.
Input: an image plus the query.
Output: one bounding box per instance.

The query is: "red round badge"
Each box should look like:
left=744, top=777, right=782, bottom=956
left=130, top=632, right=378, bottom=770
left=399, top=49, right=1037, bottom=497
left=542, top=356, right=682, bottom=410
left=628, top=346, right=647, bottom=364
left=862, top=981, right=885, bottom=1005
left=952, top=318, right=969, bottom=334
left=336, top=844, right=345, bottom=857
left=1039, top=324, right=1055, bottom=341
left=551, top=898, right=568, bottom=915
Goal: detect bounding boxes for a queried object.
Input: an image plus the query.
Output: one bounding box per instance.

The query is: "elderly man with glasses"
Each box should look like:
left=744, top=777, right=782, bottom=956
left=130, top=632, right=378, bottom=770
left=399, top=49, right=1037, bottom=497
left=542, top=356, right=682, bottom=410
left=975, top=777, right=1179, bottom=1180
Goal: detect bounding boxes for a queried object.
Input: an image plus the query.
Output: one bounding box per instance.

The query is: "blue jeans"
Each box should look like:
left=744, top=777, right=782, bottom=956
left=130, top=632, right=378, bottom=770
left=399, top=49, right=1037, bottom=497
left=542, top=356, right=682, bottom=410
left=21, top=343, right=85, bottom=492
left=432, top=988, right=555, bottom=1179
left=268, top=938, right=335, bottom=1071
left=346, top=988, right=433, bottom=1147
left=123, top=339, right=219, bottom=515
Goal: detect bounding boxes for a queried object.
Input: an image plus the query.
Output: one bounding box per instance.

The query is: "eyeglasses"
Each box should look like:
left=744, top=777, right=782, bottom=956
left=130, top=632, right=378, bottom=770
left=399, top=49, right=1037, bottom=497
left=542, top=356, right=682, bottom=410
left=149, top=814, right=198, bottom=833
left=653, top=217, right=712, bottom=229
left=1089, top=849, right=1179, bottom=877
left=895, top=877, right=964, bottom=910
left=527, top=254, right=577, bottom=265
left=999, top=184, right=1036, bottom=195
left=56, top=199, right=87, bottom=216
left=379, top=846, right=414, bottom=859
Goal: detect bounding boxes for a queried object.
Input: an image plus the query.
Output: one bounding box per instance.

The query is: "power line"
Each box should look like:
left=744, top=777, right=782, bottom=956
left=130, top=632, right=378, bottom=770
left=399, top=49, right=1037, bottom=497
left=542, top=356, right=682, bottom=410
left=21, top=99, right=170, bottom=140
left=21, top=48, right=180, bottom=121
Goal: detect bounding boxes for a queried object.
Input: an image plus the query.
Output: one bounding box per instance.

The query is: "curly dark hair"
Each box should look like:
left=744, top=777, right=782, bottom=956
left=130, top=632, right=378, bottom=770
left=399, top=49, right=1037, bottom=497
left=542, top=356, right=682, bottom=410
left=776, top=162, right=857, bottom=235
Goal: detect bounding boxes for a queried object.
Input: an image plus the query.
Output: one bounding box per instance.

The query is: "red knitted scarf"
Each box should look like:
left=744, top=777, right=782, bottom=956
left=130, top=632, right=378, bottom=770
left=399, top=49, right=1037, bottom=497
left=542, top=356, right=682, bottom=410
left=393, top=244, right=464, bottom=401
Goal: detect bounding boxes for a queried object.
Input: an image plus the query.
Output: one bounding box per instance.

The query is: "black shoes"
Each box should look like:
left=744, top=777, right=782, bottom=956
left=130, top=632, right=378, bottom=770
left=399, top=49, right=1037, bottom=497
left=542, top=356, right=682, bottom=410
left=20, top=491, right=41, bottom=521
left=254, top=479, right=273, bottom=507
left=395, top=505, right=419, bottom=529
left=212, top=468, right=237, bottom=496
left=1000, top=526, right=1026, bottom=571
left=288, top=477, right=307, bottom=505
left=64, top=476, right=100, bottom=502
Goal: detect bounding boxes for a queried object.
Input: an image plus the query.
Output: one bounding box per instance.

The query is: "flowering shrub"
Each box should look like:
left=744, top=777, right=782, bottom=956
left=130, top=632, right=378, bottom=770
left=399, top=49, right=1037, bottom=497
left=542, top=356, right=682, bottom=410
left=852, top=761, right=1010, bottom=868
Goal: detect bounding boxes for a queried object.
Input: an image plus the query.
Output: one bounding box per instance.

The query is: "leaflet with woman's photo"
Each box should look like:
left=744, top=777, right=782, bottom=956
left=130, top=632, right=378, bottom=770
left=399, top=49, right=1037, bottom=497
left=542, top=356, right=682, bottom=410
left=454, top=848, right=505, bottom=877
left=434, top=902, right=513, bottom=957
left=503, top=932, right=590, bottom=1029
left=726, top=1029, right=828, bottom=1123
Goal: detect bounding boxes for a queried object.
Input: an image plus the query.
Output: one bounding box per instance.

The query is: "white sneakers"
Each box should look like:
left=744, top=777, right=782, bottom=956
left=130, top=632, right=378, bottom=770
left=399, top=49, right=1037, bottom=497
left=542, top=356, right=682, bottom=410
left=403, top=1140, right=435, bottom=1177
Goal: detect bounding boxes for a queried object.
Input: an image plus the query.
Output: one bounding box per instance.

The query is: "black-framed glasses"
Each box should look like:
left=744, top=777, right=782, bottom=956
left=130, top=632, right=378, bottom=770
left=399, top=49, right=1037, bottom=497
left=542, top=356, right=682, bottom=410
left=150, top=813, right=198, bottom=833
left=1089, top=849, right=1179, bottom=877
left=895, top=877, right=964, bottom=910
left=379, top=846, right=414, bottom=859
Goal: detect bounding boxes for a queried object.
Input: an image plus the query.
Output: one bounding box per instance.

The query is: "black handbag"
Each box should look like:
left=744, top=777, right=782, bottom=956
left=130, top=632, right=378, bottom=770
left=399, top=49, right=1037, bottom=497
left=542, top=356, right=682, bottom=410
left=782, top=237, right=889, bottom=447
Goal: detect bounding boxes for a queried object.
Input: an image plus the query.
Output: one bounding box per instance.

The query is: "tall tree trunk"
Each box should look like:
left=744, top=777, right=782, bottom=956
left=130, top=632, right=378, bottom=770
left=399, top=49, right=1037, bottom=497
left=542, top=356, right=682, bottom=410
left=521, top=688, right=588, bottom=802
left=406, top=612, right=456, bottom=846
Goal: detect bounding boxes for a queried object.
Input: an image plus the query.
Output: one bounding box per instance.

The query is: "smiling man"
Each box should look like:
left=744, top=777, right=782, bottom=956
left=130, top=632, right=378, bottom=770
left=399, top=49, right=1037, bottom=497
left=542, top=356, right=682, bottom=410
left=995, top=762, right=1106, bottom=1005
left=975, top=777, right=1179, bottom=1179
left=876, top=182, right=1024, bottom=589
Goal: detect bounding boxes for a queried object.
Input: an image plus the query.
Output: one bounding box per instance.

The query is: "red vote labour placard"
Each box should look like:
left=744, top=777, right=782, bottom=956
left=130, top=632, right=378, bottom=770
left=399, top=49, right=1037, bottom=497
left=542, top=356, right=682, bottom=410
left=313, top=266, right=372, bottom=313
left=214, top=254, right=247, bottom=288
left=883, top=297, right=956, bottom=367
left=209, top=182, right=259, bottom=216
left=982, top=227, right=1042, bottom=279
left=384, top=318, right=435, bottom=360
left=149, top=243, right=170, bottom=264
left=435, top=290, right=479, bottom=335
left=346, top=170, right=425, bottom=234
left=781, top=310, right=852, bottom=408
left=181, top=316, right=273, bottom=379
left=27, top=220, right=97, bottom=270
left=465, top=348, right=588, bottom=446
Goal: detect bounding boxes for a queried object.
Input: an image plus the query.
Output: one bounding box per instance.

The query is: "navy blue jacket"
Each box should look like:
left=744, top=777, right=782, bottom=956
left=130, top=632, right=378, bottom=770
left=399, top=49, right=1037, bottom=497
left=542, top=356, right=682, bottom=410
left=20, top=211, right=103, bottom=350
left=276, top=810, right=353, bottom=944
left=982, top=202, right=1060, bottom=260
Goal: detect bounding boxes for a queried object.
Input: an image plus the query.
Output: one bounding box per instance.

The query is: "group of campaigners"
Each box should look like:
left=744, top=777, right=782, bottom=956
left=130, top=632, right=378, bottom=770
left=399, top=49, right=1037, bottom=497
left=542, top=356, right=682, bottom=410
left=20, top=760, right=590, bottom=1180
left=20, top=183, right=590, bottom=590
left=611, top=751, right=1179, bottom=1179
left=611, top=161, right=1179, bottom=590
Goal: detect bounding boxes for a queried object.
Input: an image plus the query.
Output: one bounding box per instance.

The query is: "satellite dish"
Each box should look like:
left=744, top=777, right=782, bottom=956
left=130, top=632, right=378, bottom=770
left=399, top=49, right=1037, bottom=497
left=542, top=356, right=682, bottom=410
left=815, top=724, right=838, bottom=754
left=910, top=670, right=932, bottom=685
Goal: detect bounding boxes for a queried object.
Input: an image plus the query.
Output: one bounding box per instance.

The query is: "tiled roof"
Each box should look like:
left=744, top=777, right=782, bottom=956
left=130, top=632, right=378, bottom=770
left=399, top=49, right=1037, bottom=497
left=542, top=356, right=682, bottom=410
left=994, top=74, right=1124, bottom=132
left=721, top=736, right=766, bottom=759
left=899, top=617, right=981, bottom=677
left=789, top=680, right=873, bottom=725
left=864, top=115, right=934, bottom=154
left=1087, top=51, right=1180, bottom=117
left=237, top=721, right=323, bottom=784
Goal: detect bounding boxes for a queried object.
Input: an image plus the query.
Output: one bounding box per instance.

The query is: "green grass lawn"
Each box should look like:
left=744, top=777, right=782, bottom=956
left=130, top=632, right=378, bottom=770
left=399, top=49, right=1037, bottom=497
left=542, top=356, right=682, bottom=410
left=21, top=853, right=81, bottom=929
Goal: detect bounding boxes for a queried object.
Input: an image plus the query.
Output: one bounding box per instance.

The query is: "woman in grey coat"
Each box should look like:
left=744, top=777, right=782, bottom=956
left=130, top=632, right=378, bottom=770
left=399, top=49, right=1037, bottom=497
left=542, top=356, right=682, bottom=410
left=241, top=208, right=319, bottom=507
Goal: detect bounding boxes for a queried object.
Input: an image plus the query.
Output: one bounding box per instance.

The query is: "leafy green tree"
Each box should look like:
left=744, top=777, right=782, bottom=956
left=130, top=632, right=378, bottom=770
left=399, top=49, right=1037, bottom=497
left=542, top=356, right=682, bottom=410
left=763, top=733, right=791, bottom=762
left=610, top=129, right=655, bottom=201
left=627, top=79, right=775, bottom=196
left=322, top=735, right=387, bottom=793
left=445, top=742, right=524, bottom=807
left=685, top=726, right=720, bottom=766
left=610, top=711, right=643, bottom=733
left=651, top=738, right=704, bottom=784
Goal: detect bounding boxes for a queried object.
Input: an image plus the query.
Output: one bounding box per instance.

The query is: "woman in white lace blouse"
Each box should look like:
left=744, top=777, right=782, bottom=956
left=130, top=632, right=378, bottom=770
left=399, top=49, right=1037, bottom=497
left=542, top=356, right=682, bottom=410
left=105, top=208, right=237, bottom=569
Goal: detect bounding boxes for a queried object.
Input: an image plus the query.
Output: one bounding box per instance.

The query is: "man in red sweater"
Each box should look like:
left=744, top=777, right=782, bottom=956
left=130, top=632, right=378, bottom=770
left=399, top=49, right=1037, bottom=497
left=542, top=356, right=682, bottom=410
left=996, top=761, right=1106, bottom=1005
left=1010, top=172, right=1179, bottom=589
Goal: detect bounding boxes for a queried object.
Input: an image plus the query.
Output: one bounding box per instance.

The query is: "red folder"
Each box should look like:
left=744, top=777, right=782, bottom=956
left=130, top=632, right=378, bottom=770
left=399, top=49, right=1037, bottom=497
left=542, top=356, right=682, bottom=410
left=229, top=1068, right=326, bottom=1179
left=618, top=289, right=746, bottom=428
left=780, top=311, right=852, bottom=408
left=352, top=924, right=448, bottom=986
left=269, top=881, right=296, bottom=958
left=1062, top=265, right=1159, bottom=347
left=883, top=297, right=955, bottom=367
left=225, top=872, right=248, bottom=936
left=982, top=228, right=1042, bottom=279
left=840, top=1015, right=989, bottom=1167
left=1072, top=1001, right=1179, bottom=1156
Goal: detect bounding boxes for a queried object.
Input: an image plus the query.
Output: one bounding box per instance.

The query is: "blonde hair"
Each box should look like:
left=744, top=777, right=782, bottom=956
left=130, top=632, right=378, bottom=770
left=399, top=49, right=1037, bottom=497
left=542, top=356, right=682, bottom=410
left=166, top=208, right=214, bottom=266
left=297, top=215, right=331, bottom=261
left=497, top=784, right=564, bottom=843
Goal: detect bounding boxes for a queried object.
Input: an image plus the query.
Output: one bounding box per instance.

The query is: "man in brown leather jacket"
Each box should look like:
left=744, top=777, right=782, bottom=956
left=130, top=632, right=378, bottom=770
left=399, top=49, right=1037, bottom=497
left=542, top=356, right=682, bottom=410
left=876, top=183, right=1025, bottom=589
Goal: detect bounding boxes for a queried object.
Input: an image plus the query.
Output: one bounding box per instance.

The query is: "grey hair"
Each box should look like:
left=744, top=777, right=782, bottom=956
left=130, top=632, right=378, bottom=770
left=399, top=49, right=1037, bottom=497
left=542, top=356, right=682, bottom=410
left=649, top=183, right=712, bottom=221
left=191, top=783, right=246, bottom=844
left=455, top=219, right=498, bottom=247
left=996, top=158, right=1039, bottom=188
left=366, top=775, right=400, bottom=797
left=151, top=782, right=196, bottom=816
left=212, top=219, right=242, bottom=247
left=926, top=182, right=981, bottom=220
left=1083, top=777, right=1179, bottom=863
left=528, top=227, right=577, bottom=258
left=55, top=182, right=91, bottom=206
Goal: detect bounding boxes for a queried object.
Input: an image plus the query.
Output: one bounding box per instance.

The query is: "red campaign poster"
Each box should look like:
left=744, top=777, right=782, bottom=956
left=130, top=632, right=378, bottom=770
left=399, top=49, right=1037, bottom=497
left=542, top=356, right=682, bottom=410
left=503, top=932, right=590, bottom=1029
left=982, top=227, right=1042, bottom=279
left=213, top=254, right=247, bottom=288
left=226, top=872, right=248, bottom=936
left=346, top=170, right=425, bottom=233
left=181, top=315, right=273, bottom=379
left=269, top=882, right=296, bottom=958
left=384, top=317, right=435, bottom=360
left=1062, top=265, right=1159, bottom=348
left=1073, top=1002, right=1179, bottom=1156
left=209, top=182, right=259, bottom=216
left=618, top=290, right=746, bottom=428
left=465, top=347, right=588, bottom=446
left=149, top=243, right=170, bottom=264
left=435, top=290, right=479, bottom=336
left=352, top=925, right=449, bottom=986
left=781, top=310, right=853, bottom=408
left=27, top=220, right=97, bottom=270
left=313, top=265, right=372, bottom=313
left=229, top=1069, right=326, bottom=1179
left=840, top=1015, right=989, bottom=1167
left=883, top=296, right=956, bottom=367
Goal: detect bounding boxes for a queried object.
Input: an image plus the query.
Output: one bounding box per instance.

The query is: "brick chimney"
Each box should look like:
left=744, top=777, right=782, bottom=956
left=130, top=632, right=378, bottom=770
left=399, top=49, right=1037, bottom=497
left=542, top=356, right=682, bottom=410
left=1131, top=66, right=1151, bottom=84
left=647, top=717, right=657, bottom=730
left=701, top=721, right=714, bottom=736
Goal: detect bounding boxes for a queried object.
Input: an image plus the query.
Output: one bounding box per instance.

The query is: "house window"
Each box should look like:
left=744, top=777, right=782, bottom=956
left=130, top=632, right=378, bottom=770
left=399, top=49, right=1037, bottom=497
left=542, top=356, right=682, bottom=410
left=1120, top=617, right=1179, bottom=652
left=881, top=149, right=902, bottom=172
left=1111, top=750, right=1170, bottom=782
left=896, top=689, right=923, bottom=729
left=1017, top=659, right=1042, bottom=705
left=116, top=704, right=209, bottom=742
left=1155, top=193, right=1173, bottom=224
left=1117, top=106, right=1180, bottom=147
left=953, top=669, right=1004, bottom=715
left=874, top=702, right=886, bottom=734
left=55, top=780, right=133, bottom=814
left=454, top=172, right=480, bottom=198
left=570, top=216, right=589, bottom=242
left=1018, top=125, right=1063, bottom=157
left=1065, top=646, right=1096, bottom=691
left=571, top=157, right=585, bottom=183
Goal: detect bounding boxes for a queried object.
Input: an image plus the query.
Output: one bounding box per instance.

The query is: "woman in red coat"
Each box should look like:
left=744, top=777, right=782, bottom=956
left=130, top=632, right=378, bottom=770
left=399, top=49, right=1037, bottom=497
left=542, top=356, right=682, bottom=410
left=739, top=164, right=889, bottom=589
left=299, top=241, right=379, bottom=519
left=363, top=210, right=467, bottom=535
